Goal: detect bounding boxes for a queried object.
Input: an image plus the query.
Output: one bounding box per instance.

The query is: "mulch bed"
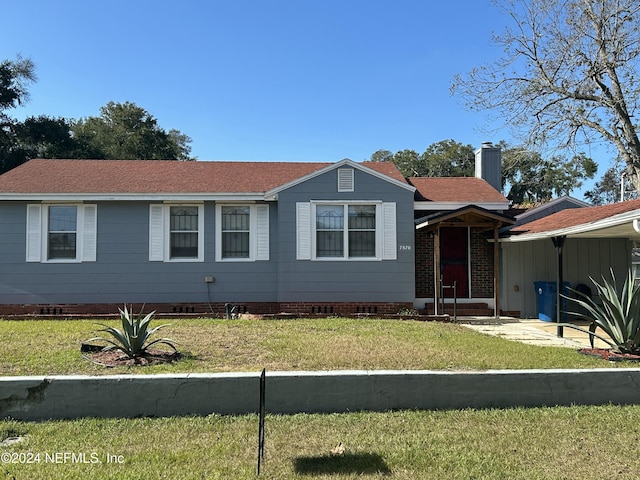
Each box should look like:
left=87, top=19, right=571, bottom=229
left=579, top=348, right=640, bottom=362
left=81, top=343, right=181, bottom=367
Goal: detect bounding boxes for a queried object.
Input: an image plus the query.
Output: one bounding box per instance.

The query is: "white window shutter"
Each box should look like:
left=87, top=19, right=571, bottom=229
left=337, top=168, right=354, bottom=192
left=81, top=204, right=97, bottom=261
left=149, top=204, right=165, bottom=261
left=296, top=202, right=311, bottom=260
left=26, top=204, right=42, bottom=262
left=256, top=204, right=270, bottom=260
left=382, top=202, right=397, bottom=260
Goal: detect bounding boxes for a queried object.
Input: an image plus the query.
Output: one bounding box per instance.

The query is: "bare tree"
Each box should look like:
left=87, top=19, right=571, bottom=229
left=451, top=0, right=640, bottom=190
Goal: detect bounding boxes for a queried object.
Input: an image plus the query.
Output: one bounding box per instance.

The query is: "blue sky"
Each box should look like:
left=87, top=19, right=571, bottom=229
left=1, top=1, right=610, bottom=195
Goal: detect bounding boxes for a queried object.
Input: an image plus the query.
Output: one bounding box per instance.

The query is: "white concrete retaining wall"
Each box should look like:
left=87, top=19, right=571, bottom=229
left=2, top=369, right=640, bottom=421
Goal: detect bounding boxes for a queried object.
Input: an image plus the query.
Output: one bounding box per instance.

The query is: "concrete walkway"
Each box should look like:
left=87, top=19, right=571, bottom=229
left=459, top=317, right=608, bottom=349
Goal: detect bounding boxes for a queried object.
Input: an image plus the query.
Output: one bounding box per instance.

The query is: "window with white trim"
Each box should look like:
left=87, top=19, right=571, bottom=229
left=48, top=206, right=77, bottom=259
left=215, top=204, right=269, bottom=261
left=149, top=204, right=204, bottom=262
left=26, top=204, right=97, bottom=263
left=296, top=201, right=396, bottom=261
left=170, top=206, right=199, bottom=258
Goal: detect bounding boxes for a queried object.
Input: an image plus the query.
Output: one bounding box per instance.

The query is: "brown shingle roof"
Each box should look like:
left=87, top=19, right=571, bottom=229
left=509, top=198, right=640, bottom=235
left=0, top=159, right=407, bottom=194
left=408, top=177, right=508, bottom=203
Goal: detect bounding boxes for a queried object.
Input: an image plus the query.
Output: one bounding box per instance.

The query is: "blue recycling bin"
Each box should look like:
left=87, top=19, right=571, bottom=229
left=534, top=281, right=570, bottom=322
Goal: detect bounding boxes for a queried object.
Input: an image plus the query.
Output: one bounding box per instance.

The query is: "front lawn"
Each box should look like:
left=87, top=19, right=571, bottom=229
left=3, top=405, right=640, bottom=479
left=0, top=317, right=616, bottom=375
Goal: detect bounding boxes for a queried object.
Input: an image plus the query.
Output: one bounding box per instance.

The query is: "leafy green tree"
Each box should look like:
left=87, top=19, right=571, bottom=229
left=72, top=101, right=192, bottom=160
left=584, top=158, right=638, bottom=205
left=386, top=149, right=421, bottom=176
left=0, top=56, right=36, bottom=173
left=502, top=145, right=597, bottom=204
left=420, top=139, right=474, bottom=177
left=0, top=56, right=35, bottom=117
left=0, top=57, right=193, bottom=173
left=452, top=0, right=640, bottom=194
left=369, top=149, right=393, bottom=163
left=372, top=139, right=597, bottom=204
left=1, top=116, right=97, bottom=173
left=370, top=140, right=475, bottom=177
left=15, top=116, right=100, bottom=159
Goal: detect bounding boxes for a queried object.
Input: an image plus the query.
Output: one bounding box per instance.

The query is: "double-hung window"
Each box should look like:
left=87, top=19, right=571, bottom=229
left=315, top=204, right=377, bottom=259
left=221, top=206, right=251, bottom=258
left=149, top=204, right=204, bottom=262
left=48, top=206, right=78, bottom=259
left=296, top=201, right=397, bottom=261
left=215, top=204, right=269, bottom=261
left=169, top=206, right=199, bottom=258
left=26, top=204, right=97, bottom=263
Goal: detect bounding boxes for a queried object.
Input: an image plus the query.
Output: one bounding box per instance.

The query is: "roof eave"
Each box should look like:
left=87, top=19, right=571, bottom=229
left=0, top=193, right=269, bottom=202
left=501, top=209, right=640, bottom=242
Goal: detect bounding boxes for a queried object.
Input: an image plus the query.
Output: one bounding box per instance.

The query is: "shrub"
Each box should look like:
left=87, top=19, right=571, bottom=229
left=563, top=269, right=640, bottom=354
left=87, top=304, right=177, bottom=358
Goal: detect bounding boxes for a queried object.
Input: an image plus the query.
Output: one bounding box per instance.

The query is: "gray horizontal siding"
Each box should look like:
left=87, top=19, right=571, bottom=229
left=0, top=166, right=416, bottom=307
left=501, top=237, right=631, bottom=318
left=276, top=167, right=415, bottom=303
left=0, top=202, right=278, bottom=305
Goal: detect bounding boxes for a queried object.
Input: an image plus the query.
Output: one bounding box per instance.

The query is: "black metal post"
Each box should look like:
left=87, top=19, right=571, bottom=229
left=257, top=368, right=266, bottom=475
left=551, top=236, right=566, bottom=338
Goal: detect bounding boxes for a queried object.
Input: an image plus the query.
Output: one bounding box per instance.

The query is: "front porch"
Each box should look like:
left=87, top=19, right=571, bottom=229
left=414, top=205, right=515, bottom=316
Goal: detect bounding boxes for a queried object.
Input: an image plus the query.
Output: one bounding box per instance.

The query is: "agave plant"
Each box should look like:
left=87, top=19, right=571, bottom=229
left=87, top=304, right=177, bottom=358
left=562, top=269, right=640, bottom=354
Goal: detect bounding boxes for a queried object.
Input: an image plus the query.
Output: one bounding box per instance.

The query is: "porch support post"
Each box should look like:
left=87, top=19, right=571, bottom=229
left=493, top=224, right=500, bottom=319
left=551, top=235, right=566, bottom=338
left=434, top=227, right=441, bottom=315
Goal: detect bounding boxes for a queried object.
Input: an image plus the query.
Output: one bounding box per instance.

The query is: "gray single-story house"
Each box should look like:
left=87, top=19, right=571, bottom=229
left=0, top=158, right=417, bottom=315
left=0, top=143, right=637, bottom=318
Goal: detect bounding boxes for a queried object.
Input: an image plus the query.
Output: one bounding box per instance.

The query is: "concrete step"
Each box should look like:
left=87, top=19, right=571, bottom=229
left=422, top=302, right=494, bottom=316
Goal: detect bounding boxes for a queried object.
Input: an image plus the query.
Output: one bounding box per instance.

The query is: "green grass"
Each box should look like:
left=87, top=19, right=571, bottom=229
left=0, top=317, right=622, bottom=376
left=3, top=405, right=640, bottom=479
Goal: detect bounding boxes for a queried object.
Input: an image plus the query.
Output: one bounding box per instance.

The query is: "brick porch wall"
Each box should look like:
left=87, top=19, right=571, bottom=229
left=415, top=227, right=495, bottom=299
left=470, top=229, right=495, bottom=298
left=415, top=228, right=434, bottom=298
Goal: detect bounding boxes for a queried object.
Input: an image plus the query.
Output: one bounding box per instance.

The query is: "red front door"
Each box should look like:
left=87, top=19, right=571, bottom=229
left=440, top=227, right=468, bottom=298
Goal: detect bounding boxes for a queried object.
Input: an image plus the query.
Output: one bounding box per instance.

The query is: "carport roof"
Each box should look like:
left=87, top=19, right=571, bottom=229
left=503, top=198, right=640, bottom=241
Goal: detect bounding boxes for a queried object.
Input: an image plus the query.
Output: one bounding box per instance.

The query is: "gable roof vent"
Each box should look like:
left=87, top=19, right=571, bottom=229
left=338, top=168, right=354, bottom=192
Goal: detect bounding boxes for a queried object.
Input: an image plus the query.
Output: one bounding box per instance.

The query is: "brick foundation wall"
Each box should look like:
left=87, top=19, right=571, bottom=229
left=0, top=301, right=414, bottom=318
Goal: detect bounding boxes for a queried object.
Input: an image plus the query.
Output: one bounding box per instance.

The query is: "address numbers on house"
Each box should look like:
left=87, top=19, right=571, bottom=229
left=399, top=245, right=412, bottom=251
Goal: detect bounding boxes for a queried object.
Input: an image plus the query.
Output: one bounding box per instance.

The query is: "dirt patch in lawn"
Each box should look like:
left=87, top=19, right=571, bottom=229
left=81, top=344, right=181, bottom=367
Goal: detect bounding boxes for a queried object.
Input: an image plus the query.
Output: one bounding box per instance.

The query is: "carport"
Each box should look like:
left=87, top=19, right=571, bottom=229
left=501, top=198, right=640, bottom=336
